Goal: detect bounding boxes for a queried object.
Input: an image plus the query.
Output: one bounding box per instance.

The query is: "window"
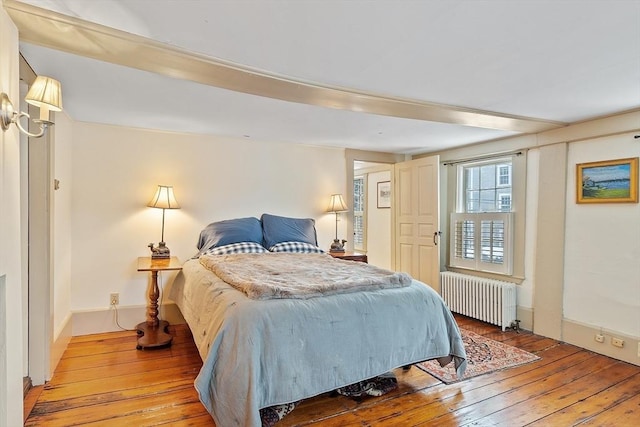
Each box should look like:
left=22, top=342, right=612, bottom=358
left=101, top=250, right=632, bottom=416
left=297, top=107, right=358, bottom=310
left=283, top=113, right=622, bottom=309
left=464, top=161, right=512, bottom=212
left=499, top=194, right=512, bottom=212
left=450, top=158, right=514, bottom=275
left=450, top=212, right=512, bottom=272
left=353, top=176, right=365, bottom=250
left=498, top=164, right=511, bottom=186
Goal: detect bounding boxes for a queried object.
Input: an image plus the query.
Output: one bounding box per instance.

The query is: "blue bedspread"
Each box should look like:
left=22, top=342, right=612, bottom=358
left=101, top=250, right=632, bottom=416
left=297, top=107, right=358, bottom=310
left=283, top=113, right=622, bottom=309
left=170, top=257, right=466, bottom=427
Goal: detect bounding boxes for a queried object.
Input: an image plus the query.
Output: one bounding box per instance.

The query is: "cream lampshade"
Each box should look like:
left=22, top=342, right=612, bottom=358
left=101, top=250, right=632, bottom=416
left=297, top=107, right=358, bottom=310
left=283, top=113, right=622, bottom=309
left=25, top=76, right=63, bottom=124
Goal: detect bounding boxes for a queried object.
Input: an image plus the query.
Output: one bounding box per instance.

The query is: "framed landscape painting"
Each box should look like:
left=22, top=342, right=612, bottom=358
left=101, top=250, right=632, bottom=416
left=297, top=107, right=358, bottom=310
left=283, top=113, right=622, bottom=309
left=576, top=157, right=638, bottom=204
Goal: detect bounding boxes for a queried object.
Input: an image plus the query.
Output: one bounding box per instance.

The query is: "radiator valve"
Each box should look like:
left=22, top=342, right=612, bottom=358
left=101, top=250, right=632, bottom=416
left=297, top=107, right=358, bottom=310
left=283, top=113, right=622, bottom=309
left=509, top=319, right=521, bottom=333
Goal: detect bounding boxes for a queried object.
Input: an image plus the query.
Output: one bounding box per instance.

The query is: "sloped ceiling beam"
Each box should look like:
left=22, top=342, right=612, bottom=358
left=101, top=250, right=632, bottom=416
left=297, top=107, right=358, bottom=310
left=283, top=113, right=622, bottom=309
left=5, top=0, right=566, bottom=134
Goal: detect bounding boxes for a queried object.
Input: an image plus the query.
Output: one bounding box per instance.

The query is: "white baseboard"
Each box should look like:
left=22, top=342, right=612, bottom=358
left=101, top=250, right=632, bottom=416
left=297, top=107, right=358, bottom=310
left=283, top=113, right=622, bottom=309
left=51, top=313, right=72, bottom=377
left=563, top=319, right=639, bottom=366
left=516, top=306, right=533, bottom=331
left=71, top=302, right=185, bottom=336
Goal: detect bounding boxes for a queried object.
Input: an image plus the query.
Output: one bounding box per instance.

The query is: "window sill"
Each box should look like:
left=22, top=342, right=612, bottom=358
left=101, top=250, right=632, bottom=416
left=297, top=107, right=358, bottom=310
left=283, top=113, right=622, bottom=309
left=445, top=266, right=524, bottom=285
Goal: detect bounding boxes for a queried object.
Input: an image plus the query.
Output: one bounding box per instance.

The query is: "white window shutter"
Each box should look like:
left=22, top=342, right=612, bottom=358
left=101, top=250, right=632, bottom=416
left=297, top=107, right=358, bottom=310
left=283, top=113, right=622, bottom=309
left=450, top=212, right=513, bottom=275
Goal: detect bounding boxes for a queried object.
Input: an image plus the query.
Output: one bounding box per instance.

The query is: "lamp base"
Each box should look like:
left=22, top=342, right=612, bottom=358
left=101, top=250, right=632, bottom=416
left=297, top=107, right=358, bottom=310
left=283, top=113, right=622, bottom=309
left=330, top=239, right=347, bottom=253
left=148, top=242, right=171, bottom=259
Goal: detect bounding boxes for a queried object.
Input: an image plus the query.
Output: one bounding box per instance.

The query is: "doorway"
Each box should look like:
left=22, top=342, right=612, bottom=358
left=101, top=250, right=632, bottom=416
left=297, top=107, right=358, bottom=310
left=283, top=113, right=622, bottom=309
left=353, top=161, right=393, bottom=269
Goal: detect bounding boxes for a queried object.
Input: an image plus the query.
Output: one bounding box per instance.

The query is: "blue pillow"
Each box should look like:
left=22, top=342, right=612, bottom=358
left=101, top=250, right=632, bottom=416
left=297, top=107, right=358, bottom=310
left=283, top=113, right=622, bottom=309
left=197, top=217, right=263, bottom=254
left=261, top=213, right=317, bottom=249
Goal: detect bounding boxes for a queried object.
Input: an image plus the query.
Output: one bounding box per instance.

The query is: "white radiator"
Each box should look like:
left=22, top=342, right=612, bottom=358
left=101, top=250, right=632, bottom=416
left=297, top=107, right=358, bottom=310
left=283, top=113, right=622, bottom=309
left=440, top=271, right=517, bottom=331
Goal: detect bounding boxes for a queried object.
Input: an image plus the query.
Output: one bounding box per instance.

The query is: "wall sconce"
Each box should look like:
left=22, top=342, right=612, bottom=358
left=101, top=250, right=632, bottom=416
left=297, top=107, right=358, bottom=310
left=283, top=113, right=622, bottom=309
left=327, top=193, right=349, bottom=253
left=0, top=76, right=63, bottom=138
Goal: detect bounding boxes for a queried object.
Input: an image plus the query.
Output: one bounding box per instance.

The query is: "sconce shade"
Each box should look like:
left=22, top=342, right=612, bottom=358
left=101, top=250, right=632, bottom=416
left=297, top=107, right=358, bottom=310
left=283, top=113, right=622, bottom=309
left=148, top=185, right=180, bottom=209
left=327, top=194, right=348, bottom=213
left=25, top=76, right=63, bottom=112
left=1, top=75, right=63, bottom=137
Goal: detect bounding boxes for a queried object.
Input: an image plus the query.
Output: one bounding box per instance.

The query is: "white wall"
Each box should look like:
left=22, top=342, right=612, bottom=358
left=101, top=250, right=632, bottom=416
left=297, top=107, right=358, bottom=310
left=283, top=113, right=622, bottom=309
left=0, top=7, right=25, bottom=425
left=51, top=111, right=74, bottom=369
left=53, top=112, right=73, bottom=335
left=564, top=133, right=640, bottom=337
left=68, top=122, right=347, bottom=323
left=365, top=169, right=391, bottom=269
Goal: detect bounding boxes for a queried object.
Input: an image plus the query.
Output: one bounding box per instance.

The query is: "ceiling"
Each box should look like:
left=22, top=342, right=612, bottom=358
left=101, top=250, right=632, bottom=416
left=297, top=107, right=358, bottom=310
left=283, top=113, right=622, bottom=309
left=5, top=0, right=640, bottom=155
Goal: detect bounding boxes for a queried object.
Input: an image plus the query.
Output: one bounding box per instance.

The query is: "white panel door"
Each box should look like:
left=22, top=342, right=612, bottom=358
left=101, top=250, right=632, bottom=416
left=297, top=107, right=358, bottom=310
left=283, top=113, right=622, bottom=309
left=394, top=155, right=440, bottom=291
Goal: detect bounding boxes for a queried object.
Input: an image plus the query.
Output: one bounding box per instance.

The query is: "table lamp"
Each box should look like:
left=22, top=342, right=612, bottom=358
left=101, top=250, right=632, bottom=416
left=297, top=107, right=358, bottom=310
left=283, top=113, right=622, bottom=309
left=327, top=194, right=348, bottom=252
left=147, top=185, right=180, bottom=259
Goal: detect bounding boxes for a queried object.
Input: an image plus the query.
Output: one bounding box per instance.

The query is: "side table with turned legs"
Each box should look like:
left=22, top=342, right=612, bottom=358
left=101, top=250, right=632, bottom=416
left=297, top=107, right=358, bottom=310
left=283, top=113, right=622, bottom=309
left=136, top=256, right=182, bottom=350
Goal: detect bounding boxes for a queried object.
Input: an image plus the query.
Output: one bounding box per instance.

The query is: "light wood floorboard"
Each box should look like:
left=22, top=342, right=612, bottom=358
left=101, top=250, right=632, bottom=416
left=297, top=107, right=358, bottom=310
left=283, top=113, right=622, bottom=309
left=25, top=315, right=639, bottom=426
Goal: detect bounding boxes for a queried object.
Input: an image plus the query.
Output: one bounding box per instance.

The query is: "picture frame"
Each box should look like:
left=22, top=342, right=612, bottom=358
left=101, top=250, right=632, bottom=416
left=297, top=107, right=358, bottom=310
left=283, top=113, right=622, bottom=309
left=377, top=181, right=391, bottom=208
left=576, top=157, right=638, bottom=204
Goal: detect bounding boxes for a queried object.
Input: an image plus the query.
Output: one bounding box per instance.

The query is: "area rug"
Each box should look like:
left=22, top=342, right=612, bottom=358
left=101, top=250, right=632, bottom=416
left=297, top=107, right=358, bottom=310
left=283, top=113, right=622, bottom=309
left=416, top=329, right=540, bottom=384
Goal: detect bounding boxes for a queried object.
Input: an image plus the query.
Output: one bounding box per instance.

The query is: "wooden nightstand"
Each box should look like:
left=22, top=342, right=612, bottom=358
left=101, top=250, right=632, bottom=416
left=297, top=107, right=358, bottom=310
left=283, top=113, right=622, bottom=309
left=329, top=251, right=368, bottom=263
left=136, top=256, right=182, bottom=350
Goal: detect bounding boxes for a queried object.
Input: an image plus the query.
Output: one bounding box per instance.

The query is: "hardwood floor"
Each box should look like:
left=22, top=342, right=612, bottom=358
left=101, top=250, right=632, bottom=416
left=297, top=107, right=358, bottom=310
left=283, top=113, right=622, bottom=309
left=25, top=315, right=639, bottom=426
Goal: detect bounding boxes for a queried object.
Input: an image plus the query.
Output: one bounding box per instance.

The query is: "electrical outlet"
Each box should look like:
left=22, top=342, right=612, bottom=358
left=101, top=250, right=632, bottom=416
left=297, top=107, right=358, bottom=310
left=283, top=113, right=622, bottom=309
left=110, top=293, right=119, bottom=306
left=594, top=334, right=604, bottom=343
left=611, top=337, right=624, bottom=348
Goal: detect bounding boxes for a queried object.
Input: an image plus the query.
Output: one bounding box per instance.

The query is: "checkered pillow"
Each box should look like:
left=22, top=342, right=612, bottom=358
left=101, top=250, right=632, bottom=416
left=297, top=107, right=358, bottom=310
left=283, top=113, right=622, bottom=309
left=206, top=242, right=268, bottom=255
left=269, top=241, right=325, bottom=253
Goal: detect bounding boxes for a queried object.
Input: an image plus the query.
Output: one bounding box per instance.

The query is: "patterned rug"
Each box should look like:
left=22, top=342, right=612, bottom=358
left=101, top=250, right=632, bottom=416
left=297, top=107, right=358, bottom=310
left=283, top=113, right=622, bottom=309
left=416, top=329, right=540, bottom=384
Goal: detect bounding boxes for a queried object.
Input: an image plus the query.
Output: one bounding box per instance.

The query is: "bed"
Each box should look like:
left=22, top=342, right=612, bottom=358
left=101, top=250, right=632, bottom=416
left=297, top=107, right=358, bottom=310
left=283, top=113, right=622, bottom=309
left=169, top=214, right=466, bottom=426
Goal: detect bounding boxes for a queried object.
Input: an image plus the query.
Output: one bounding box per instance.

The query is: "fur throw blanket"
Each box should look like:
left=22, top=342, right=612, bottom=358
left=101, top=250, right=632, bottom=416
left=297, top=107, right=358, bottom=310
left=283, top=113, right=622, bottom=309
left=199, top=253, right=412, bottom=300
